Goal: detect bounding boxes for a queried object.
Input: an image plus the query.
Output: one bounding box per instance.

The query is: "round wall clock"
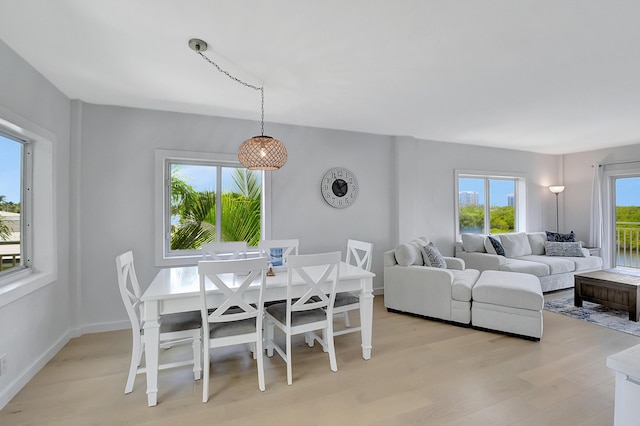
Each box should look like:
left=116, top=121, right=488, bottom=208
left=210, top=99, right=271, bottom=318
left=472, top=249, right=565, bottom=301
left=321, top=167, right=359, bottom=208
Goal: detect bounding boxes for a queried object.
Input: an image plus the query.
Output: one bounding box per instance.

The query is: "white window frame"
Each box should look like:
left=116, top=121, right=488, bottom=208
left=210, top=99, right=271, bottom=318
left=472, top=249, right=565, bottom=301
left=0, top=108, right=56, bottom=307
left=154, top=149, right=271, bottom=267
left=0, top=131, right=32, bottom=278
left=455, top=169, right=527, bottom=240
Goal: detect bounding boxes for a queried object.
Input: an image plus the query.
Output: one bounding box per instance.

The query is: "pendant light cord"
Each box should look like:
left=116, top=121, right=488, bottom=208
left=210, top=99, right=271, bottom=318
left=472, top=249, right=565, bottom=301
left=194, top=47, right=265, bottom=136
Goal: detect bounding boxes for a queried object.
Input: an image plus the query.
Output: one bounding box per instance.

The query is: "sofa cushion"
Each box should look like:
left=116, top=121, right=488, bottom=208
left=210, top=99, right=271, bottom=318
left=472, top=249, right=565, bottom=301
left=451, top=269, right=481, bottom=302
left=461, top=233, right=486, bottom=253
left=472, top=270, right=544, bottom=311
left=487, top=236, right=505, bottom=256
left=394, top=237, right=431, bottom=266
left=546, top=230, right=576, bottom=242
left=527, top=232, right=547, bottom=255
left=517, top=255, right=575, bottom=274
left=573, top=255, right=603, bottom=271
left=499, top=258, right=550, bottom=277
left=545, top=241, right=585, bottom=257
left=420, top=242, right=447, bottom=268
left=500, top=232, right=533, bottom=258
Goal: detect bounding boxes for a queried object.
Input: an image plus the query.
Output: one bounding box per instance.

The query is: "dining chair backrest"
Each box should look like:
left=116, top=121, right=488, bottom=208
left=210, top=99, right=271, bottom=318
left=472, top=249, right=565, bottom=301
left=116, top=251, right=143, bottom=332
left=346, top=239, right=373, bottom=272
left=201, top=241, right=248, bottom=261
left=286, top=252, right=341, bottom=321
left=258, top=239, right=299, bottom=267
left=198, top=257, right=270, bottom=326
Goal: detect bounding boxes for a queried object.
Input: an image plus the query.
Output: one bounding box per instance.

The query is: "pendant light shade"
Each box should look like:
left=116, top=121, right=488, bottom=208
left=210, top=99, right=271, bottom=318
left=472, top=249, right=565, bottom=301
left=189, top=38, right=287, bottom=170
left=238, top=135, right=288, bottom=170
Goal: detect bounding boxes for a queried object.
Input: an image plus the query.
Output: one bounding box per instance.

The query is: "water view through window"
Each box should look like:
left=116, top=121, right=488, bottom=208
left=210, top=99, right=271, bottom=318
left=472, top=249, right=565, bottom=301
left=615, top=176, right=640, bottom=269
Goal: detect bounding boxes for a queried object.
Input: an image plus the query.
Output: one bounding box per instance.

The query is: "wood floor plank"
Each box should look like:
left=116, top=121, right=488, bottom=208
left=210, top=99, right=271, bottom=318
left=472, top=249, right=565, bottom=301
left=1, top=293, right=639, bottom=425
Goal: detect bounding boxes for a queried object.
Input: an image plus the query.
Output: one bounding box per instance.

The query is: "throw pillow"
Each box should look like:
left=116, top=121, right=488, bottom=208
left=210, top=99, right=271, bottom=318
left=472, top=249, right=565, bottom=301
left=499, top=232, right=533, bottom=258
left=420, top=242, right=447, bottom=268
left=461, top=233, right=487, bottom=253
left=546, top=230, right=576, bottom=242
left=487, top=236, right=506, bottom=256
left=527, top=232, right=547, bottom=255
left=545, top=241, right=585, bottom=257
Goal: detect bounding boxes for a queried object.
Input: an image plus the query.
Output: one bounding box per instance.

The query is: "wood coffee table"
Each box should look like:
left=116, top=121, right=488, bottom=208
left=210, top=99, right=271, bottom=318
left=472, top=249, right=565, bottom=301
left=574, top=270, right=640, bottom=322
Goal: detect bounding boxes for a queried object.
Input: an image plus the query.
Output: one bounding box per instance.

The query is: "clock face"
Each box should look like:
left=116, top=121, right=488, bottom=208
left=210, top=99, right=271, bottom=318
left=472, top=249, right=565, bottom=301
left=321, top=167, right=358, bottom=208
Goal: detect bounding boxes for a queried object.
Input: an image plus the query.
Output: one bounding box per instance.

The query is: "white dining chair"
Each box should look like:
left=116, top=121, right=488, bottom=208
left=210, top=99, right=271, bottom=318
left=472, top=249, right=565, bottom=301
left=265, top=251, right=341, bottom=385
left=116, top=251, right=202, bottom=395
left=201, top=241, right=248, bottom=260
left=198, top=257, right=269, bottom=402
left=333, top=239, right=373, bottom=336
left=258, top=239, right=299, bottom=267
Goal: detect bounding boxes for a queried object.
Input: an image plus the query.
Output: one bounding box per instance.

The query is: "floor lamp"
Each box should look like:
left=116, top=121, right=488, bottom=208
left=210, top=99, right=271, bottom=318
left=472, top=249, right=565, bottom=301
left=549, top=186, right=565, bottom=232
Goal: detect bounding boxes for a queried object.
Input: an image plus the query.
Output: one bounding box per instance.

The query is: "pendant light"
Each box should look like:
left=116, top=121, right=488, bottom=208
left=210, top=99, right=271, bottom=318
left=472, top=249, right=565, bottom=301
left=188, top=38, right=287, bottom=170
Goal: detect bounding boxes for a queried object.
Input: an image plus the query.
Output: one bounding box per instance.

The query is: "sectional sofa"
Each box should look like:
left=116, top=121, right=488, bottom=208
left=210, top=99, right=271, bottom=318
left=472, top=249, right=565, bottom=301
left=454, top=231, right=603, bottom=292
left=383, top=237, right=545, bottom=339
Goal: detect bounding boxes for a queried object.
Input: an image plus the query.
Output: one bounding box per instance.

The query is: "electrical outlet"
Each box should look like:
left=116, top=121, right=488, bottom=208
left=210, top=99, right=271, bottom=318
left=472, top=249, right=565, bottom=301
left=0, top=354, right=6, bottom=376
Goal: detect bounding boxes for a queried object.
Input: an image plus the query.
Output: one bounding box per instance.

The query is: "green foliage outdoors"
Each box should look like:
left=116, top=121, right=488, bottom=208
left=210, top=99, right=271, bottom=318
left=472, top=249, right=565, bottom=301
left=616, top=206, right=640, bottom=249
left=170, top=169, right=262, bottom=250
left=459, top=205, right=514, bottom=234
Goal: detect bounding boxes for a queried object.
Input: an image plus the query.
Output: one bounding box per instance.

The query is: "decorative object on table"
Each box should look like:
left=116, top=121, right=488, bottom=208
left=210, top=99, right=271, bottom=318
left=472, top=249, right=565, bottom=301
left=267, top=265, right=276, bottom=276
left=545, top=296, right=640, bottom=337
left=188, top=38, right=287, bottom=170
left=321, top=167, right=358, bottom=208
left=548, top=185, right=565, bottom=232
left=257, top=239, right=299, bottom=269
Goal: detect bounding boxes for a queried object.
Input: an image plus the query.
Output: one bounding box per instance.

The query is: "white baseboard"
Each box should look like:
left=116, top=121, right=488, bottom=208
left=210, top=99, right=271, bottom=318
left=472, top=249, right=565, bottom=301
left=0, top=330, right=72, bottom=410
left=81, top=320, right=129, bottom=335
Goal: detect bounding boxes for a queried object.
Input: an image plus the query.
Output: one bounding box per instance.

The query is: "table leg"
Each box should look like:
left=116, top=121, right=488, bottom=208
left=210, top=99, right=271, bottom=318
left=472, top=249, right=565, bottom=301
left=630, top=288, right=639, bottom=322
left=574, top=283, right=583, bottom=307
left=144, top=301, right=160, bottom=406
left=359, top=277, right=374, bottom=360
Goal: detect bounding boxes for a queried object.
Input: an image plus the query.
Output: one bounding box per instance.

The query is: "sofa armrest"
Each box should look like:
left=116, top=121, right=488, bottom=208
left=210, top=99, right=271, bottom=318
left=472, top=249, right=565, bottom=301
left=455, top=251, right=507, bottom=272
left=444, top=257, right=465, bottom=270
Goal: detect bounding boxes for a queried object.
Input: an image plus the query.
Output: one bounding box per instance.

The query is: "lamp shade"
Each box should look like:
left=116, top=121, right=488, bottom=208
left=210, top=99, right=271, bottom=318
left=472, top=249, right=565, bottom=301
left=237, top=135, right=288, bottom=170
left=549, top=185, right=565, bottom=194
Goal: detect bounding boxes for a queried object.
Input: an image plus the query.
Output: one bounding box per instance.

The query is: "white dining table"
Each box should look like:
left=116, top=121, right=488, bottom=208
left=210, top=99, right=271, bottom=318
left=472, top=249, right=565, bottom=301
left=141, top=261, right=375, bottom=406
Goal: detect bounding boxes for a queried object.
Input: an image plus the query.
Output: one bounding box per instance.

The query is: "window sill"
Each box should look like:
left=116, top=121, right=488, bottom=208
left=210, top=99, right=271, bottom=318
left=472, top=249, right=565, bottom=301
left=0, top=270, right=56, bottom=308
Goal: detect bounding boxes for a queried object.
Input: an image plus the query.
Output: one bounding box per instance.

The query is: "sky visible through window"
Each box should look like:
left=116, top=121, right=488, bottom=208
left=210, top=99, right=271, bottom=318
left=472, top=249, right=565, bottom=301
left=616, top=177, right=640, bottom=206
left=459, top=178, right=514, bottom=206
left=0, top=135, right=21, bottom=203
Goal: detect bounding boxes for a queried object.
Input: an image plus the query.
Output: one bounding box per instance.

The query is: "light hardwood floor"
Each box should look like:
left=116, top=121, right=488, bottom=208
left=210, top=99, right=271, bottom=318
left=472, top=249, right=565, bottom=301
left=2, top=293, right=639, bottom=425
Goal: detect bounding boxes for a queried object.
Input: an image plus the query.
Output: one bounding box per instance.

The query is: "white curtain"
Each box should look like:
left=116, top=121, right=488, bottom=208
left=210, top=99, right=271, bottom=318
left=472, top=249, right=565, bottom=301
left=589, top=162, right=605, bottom=262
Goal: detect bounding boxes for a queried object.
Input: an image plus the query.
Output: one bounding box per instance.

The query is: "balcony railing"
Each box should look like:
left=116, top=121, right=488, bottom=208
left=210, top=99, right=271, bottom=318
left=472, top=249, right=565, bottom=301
left=0, top=240, right=20, bottom=271
left=616, top=222, right=640, bottom=269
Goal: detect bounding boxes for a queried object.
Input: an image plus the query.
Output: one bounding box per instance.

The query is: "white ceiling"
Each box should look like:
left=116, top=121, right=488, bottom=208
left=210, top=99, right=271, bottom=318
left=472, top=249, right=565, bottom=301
left=1, top=0, right=640, bottom=155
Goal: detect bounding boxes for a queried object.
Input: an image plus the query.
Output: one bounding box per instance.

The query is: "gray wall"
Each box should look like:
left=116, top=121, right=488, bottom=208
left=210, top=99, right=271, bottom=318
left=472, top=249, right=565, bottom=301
left=395, top=136, right=562, bottom=254
left=0, top=39, right=71, bottom=406
left=76, top=103, right=394, bottom=329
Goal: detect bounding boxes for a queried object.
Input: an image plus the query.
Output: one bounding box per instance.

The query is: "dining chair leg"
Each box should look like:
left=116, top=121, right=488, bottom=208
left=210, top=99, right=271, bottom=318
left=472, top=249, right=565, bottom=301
left=286, top=334, right=293, bottom=386
left=266, top=321, right=274, bottom=357
left=256, top=335, right=266, bottom=392
left=125, top=336, right=140, bottom=394
left=192, top=333, right=202, bottom=380
left=327, top=327, right=338, bottom=373
left=343, top=312, right=351, bottom=328
left=202, top=350, right=210, bottom=403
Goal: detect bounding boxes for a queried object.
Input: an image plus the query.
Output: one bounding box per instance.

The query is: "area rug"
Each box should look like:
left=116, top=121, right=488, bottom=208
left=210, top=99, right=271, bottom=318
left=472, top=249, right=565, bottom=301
left=544, top=297, right=640, bottom=337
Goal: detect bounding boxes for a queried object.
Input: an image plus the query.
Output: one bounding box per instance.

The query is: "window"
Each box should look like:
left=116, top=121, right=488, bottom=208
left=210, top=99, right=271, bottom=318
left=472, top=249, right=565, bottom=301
left=155, top=150, right=269, bottom=266
left=455, top=171, right=525, bottom=238
left=0, top=132, right=31, bottom=277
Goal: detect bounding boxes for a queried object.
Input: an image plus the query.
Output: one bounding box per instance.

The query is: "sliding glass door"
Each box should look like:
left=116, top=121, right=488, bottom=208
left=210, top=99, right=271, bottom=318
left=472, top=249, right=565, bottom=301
left=614, top=176, right=640, bottom=269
